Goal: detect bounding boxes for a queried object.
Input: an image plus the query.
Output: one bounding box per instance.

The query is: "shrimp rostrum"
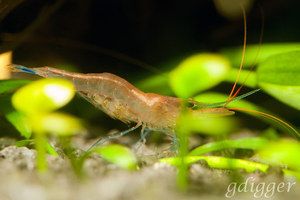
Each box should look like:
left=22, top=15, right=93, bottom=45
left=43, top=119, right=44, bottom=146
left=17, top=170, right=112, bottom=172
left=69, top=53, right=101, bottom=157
left=8, top=65, right=300, bottom=151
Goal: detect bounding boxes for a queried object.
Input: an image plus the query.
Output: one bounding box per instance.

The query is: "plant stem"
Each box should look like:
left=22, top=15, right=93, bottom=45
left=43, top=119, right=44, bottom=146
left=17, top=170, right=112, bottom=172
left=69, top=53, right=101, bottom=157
left=35, top=132, right=47, bottom=171
left=178, top=130, right=189, bottom=191
left=176, top=108, right=190, bottom=191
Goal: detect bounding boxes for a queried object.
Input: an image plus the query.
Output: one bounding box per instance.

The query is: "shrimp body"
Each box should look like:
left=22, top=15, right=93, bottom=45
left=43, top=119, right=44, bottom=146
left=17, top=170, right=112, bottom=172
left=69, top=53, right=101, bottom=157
left=9, top=65, right=232, bottom=134
left=12, top=65, right=299, bottom=147
left=9, top=66, right=189, bottom=132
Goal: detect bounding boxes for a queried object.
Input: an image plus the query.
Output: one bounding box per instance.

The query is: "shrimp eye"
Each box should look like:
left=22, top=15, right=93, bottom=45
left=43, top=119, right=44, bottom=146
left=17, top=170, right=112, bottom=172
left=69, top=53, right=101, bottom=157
left=192, top=105, right=199, bottom=110
left=186, top=101, right=199, bottom=110
left=187, top=102, right=194, bottom=108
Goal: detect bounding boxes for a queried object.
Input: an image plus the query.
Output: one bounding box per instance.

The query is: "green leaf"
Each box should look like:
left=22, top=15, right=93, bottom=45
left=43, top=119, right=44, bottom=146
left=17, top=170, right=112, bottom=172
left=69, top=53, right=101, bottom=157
left=221, top=43, right=300, bottom=68
left=94, top=144, right=137, bottom=170
left=0, top=79, right=31, bottom=94
left=257, top=51, right=300, bottom=110
left=261, top=128, right=280, bottom=140
left=135, top=73, right=172, bottom=95
left=45, top=141, right=58, bottom=156
left=258, top=140, right=300, bottom=171
left=30, top=112, right=84, bottom=136
left=0, top=94, right=31, bottom=138
left=178, top=112, right=237, bottom=135
left=14, top=139, right=34, bottom=147
left=12, top=78, right=75, bottom=114
left=160, top=156, right=269, bottom=173
left=282, top=169, right=300, bottom=180
left=224, top=68, right=257, bottom=88
left=169, top=53, right=231, bottom=98
left=193, top=92, right=260, bottom=111
left=189, top=137, right=269, bottom=156
left=5, top=111, right=31, bottom=139
left=257, top=51, right=300, bottom=85
left=260, top=83, right=300, bottom=110
left=14, top=139, right=58, bottom=156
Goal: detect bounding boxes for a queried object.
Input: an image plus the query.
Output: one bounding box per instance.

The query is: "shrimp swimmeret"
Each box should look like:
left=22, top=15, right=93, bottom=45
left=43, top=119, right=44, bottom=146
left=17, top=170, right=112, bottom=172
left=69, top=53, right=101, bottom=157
left=8, top=64, right=300, bottom=151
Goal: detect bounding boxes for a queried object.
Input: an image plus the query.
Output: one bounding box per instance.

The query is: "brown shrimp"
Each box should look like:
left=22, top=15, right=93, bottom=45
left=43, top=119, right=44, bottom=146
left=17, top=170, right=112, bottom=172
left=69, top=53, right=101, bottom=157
left=8, top=65, right=233, bottom=137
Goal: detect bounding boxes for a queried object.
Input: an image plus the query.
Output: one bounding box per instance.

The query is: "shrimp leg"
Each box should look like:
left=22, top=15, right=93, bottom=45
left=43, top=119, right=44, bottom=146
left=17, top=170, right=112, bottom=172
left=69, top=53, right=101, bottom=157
left=163, top=133, right=178, bottom=156
left=132, top=126, right=151, bottom=151
left=87, top=122, right=141, bottom=152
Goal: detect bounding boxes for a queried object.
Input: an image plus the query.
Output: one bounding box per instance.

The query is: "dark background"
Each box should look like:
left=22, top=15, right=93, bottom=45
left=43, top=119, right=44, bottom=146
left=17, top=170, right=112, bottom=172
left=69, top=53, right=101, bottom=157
left=0, top=0, right=299, bottom=135
left=0, top=0, right=299, bottom=75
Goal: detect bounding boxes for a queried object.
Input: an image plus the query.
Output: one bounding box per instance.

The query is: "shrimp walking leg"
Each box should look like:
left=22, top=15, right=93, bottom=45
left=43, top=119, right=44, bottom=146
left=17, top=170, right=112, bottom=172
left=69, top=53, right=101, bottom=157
left=132, top=126, right=151, bottom=151
left=164, top=133, right=178, bottom=155
left=86, top=123, right=141, bottom=152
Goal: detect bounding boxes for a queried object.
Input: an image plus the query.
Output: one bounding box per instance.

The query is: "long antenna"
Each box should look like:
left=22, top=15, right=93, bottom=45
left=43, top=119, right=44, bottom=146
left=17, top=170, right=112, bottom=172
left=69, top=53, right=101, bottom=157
left=228, top=107, right=300, bottom=140
left=225, top=7, right=265, bottom=106
left=226, top=5, right=247, bottom=104
left=220, top=7, right=300, bottom=140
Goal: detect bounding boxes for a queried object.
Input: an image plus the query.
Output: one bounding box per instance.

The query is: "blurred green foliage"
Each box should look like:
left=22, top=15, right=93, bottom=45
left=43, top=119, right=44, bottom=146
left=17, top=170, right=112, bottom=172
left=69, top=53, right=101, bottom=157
left=156, top=44, right=300, bottom=187
left=7, top=78, right=82, bottom=171
left=161, top=137, right=300, bottom=179
left=258, top=139, right=300, bottom=171
left=169, top=53, right=231, bottom=98
left=160, top=156, right=269, bottom=173
left=138, top=44, right=300, bottom=138
left=12, top=78, right=75, bottom=114
left=257, top=51, right=300, bottom=110
left=0, top=94, right=31, bottom=138
left=220, top=43, right=300, bottom=68
left=30, top=112, right=83, bottom=136
left=94, top=144, right=137, bottom=171
left=14, top=139, right=58, bottom=156
left=188, top=137, right=269, bottom=156
left=0, top=79, right=31, bottom=94
left=0, top=80, right=32, bottom=138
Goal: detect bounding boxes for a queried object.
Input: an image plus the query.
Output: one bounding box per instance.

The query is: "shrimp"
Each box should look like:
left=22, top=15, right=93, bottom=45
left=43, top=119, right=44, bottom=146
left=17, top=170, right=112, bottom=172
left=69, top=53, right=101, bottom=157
left=8, top=65, right=234, bottom=134
left=8, top=64, right=238, bottom=152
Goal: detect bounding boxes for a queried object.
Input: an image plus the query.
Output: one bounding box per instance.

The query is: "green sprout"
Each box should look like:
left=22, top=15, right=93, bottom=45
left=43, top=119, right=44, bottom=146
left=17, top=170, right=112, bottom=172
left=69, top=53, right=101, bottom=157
left=94, top=144, right=137, bottom=171
left=12, top=78, right=75, bottom=114
left=11, top=78, right=84, bottom=171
